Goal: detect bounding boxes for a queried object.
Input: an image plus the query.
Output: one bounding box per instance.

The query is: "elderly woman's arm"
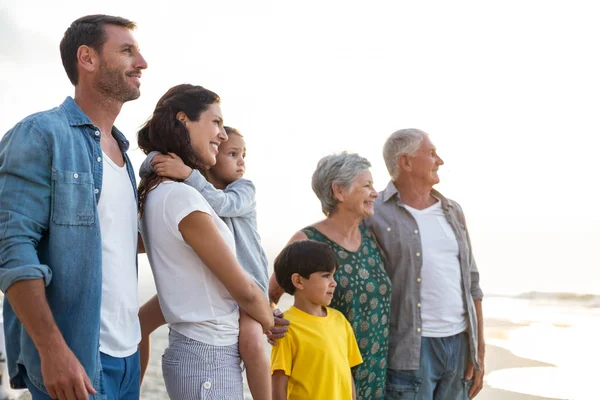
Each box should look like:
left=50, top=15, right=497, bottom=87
left=268, top=230, right=309, bottom=305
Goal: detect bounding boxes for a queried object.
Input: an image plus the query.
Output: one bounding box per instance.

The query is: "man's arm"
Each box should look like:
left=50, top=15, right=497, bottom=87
left=465, top=299, right=485, bottom=398
left=0, top=123, right=95, bottom=399
left=271, top=370, right=288, bottom=400
left=6, top=280, right=95, bottom=398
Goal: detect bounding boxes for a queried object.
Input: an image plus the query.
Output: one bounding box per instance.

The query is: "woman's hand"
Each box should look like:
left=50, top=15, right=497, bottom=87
left=266, top=308, right=290, bottom=345
left=152, top=152, right=192, bottom=180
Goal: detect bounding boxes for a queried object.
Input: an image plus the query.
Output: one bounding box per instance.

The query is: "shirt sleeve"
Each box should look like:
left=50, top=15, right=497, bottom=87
left=345, top=317, right=363, bottom=368
left=139, top=150, right=161, bottom=179
left=270, top=332, right=293, bottom=376
left=162, top=184, right=213, bottom=240
left=0, top=121, right=53, bottom=292
left=186, top=175, right=256, bottom=218
left=455, top=202, right=483, bottom=300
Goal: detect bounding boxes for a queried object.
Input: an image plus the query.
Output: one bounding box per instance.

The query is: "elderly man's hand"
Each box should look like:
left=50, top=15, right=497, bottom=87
left=266, top=308, right=290, bottom=345
left=464, top=355, right=484, bottom=398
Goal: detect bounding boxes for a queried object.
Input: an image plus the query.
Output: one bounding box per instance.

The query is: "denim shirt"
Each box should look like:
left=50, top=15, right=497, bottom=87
left=365, top=181, right=483, bottom=371
left=0, top=97, right=137, bottom=393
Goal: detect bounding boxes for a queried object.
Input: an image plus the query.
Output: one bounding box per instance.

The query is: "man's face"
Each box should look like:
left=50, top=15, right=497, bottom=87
left=407, top=135, right=444, bottom=186
left=94, top=25, right=148, bottom=103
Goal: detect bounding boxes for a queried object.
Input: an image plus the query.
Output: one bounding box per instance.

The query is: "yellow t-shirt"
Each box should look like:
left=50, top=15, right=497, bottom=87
left=270, top=306, right=363, bottom=400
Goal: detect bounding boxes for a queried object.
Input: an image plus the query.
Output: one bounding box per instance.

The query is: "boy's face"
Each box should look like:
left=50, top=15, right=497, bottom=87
left=210, top=134, right=246, bottom=185
left=295, top=270, right=337, bottom=306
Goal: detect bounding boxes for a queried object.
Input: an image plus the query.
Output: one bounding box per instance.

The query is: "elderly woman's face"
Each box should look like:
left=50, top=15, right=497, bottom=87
left=340, top=170, right=378, bottom=218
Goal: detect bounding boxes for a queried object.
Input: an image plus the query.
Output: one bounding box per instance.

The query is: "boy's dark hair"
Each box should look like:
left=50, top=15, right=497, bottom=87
left=60, top=14, right=136, bottom=85
left=224, top=126, right=243, bottom=138
left=274, top=240, right=339, bottom=295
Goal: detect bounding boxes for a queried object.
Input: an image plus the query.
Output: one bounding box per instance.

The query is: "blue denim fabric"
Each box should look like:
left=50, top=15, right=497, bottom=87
left=0, top=97, right=137, bottom=394
left=99, top=351, right=140, bottom=400
left=385, top=333, right=473, bottom=400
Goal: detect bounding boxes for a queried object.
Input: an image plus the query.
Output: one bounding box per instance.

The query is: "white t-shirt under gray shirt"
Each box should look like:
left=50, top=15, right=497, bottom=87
left=404, top=201, right=468, bottom=338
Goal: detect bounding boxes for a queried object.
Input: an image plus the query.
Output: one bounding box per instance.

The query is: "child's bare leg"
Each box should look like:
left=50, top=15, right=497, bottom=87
left=239, top=309, right=272, bottom=400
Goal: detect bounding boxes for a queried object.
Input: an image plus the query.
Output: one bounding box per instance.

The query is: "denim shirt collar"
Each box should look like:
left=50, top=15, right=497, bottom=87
left=381, top=180, right=452, bottom=210
left=59, top=96, right=130, bottom=152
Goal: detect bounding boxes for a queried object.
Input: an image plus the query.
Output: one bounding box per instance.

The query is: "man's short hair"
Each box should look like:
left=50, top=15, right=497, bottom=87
left=383, top=128, right=427, bottom=178
left=60, top=14, right=136, bottom=85
left=274, top=240, right=339, bottom=295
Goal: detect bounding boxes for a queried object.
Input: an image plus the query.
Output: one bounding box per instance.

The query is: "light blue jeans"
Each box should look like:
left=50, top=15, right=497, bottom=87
left=385, top=332, right=473, bottom=399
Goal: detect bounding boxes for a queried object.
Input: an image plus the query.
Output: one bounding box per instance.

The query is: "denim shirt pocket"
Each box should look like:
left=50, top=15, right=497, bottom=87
left=51, top=169, right=96, bottom=226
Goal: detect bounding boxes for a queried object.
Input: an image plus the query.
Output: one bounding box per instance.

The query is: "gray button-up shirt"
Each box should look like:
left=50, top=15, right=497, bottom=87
left=365, top=181, right=483, bottom=371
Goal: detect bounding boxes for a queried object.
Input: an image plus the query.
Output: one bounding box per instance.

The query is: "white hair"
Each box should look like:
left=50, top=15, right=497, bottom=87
left=383, top=128, right=427, bottom=178
left=311, top=152, right=371, bottom=215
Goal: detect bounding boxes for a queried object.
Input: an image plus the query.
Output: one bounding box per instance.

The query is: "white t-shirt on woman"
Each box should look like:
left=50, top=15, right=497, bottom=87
left=141, top=181, right=239, bottom=346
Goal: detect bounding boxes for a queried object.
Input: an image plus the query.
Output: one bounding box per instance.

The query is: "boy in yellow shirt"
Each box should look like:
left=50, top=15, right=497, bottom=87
left=271, top=240, right=363, bottom=400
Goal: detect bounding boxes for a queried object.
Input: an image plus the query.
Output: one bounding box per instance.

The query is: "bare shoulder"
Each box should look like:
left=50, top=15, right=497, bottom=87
left=286, top=230, right=309, bottom=245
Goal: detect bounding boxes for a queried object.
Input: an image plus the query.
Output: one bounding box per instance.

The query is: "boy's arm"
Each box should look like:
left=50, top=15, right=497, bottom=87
left=352, top=376, right=357, bottom=400
left=188, top=174, right=256, bottom=217
left=272, top=370, right=289, bottom=400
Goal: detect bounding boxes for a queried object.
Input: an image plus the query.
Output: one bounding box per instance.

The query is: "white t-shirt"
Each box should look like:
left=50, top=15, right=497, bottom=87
left=141, top=181, right=239, bottom=346
left=98, top=153, right=140, bottom=357
left=404, top=201, right=468, bottom=338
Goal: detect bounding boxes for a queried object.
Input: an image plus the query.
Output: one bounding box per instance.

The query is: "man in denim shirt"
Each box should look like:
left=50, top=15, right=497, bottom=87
left=366, top=129, right=485, bottom=399
left=0, top=15, right=147, bottom=400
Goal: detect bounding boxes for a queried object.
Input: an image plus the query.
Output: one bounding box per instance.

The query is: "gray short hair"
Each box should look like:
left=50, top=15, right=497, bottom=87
left=383, top=128, right=427, bottom=178
left=312, top=152, right=371, bottom=215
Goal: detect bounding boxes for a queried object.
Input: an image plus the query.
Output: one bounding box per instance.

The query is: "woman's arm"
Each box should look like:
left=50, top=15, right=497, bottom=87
left=268, top=230, right=309, bottom=305
left=179, top=211, right=274, bottom=332
left=138, top=295, right=166, bottom=384
left=271, top=370, right=288, bottom=400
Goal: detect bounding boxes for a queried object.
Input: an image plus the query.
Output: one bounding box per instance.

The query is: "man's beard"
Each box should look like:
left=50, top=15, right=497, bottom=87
left=96, top=61, right=140, bottom=103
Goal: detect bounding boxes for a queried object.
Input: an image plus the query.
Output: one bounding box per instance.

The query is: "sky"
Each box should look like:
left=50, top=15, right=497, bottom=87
left=1, top=0, right=599, bottom=296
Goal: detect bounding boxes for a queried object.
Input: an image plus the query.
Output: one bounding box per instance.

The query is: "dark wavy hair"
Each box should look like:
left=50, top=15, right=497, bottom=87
left=137, top=84, right=220, bottom=215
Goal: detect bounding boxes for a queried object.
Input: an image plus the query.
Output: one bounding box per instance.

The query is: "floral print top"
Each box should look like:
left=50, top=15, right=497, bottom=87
left=302, top=225, right=392, bottom=400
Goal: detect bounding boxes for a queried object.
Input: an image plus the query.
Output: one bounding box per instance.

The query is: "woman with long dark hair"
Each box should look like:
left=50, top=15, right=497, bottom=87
left=138, top=84, right=273, bottom=400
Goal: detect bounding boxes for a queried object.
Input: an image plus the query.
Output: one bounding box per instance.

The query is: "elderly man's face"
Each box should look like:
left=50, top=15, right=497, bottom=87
left=408, top=135, right=444, bottom=186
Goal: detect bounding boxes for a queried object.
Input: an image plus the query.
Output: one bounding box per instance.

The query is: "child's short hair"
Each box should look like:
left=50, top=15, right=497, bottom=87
left=274, top=240, right=339, bottom=295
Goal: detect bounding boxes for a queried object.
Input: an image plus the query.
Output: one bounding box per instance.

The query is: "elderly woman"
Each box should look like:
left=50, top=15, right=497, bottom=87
left=269, top=152, right=391, bottom=400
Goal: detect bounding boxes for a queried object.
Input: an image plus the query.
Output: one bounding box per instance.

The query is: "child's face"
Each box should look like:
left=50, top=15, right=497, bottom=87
left=210, top=134, right=246, bottom=185
left=296, top=270, right=337, bottom=306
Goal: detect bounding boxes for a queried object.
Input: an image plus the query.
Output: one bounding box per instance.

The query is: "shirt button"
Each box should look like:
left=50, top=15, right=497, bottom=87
left=414, top=229, right=419, bottom=234
left=416, top=252, right=421, bottom=257
left=95, top=130, right=100, bottom=137
left=386, top=227, right=391, bottom=232
left=97, top=157, right=102, bottom=162
left=203, top=381, right=212, bottom=389
left=73, top=173, right=78, bottom=179
left=417, top=278, right=421, bottom=283
left=94, top=188, right=99, bottom=194
left=417, top=303, right=421, bottom=308
left=417, top=328, right=422, bottom=333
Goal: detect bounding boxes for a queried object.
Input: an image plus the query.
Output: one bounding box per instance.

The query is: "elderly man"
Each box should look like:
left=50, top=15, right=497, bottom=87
left=366, top=129, right=484, bottom=399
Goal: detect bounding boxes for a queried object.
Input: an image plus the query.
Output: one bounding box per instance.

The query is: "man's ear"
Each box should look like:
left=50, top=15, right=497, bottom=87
left=332, top=182, right=345, bottom=202
left=77, top=45, right=99, bottom=74
left=291, top=273, right=304, bottom=291
left=398, top=154, right=412, bottom=172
